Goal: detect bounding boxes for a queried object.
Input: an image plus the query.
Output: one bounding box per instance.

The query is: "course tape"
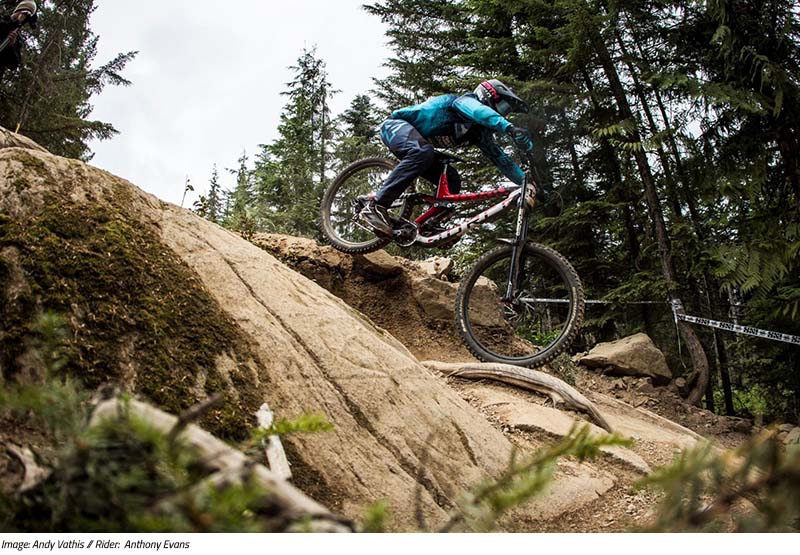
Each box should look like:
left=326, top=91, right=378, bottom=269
left=676, top=313, right=800, bottom=346
left=530, top=297, right=798, bottom=345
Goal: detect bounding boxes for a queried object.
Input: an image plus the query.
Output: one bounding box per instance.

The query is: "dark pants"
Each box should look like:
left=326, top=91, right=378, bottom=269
left=376, top=119, right=461, bottom=207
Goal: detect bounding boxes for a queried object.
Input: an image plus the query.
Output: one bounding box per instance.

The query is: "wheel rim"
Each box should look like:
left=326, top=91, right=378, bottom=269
left=324, top=161, right=399, bottom=248
left=463, top=249, right=575, bottom=362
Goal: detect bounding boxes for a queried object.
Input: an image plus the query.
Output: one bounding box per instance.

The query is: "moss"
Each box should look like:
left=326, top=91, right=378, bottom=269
left=0, top=178, right=268, bottom=441
left=11, top=178, right=29, bottom=193
left=13, top=151, right=48, bottom=173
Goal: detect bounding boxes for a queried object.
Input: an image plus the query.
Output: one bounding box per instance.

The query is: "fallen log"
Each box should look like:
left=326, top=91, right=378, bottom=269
left=5, top=443, right=50, bottom=493
left=90, top=397, right=350, bottom=532
left=422, top=361, right=613, bottom=433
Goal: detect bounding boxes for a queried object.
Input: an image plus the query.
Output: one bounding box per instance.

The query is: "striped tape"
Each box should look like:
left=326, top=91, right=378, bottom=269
left=524, top=297, right=798, bottom=345
left=676, top=313, right=800, bottom=346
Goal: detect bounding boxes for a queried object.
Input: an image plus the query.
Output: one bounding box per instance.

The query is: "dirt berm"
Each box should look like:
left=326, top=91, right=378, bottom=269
left=0, top=128, right=712, bottom=531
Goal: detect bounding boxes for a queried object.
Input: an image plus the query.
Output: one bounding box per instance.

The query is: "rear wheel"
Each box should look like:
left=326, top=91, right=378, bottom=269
left=319, top=157, right=411, bottom=255
left=455, top=243, right=584, bottom=368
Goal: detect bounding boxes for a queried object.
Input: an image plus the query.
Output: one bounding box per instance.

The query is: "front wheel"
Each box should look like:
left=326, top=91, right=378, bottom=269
left=455, top=243, right=584, bottom=368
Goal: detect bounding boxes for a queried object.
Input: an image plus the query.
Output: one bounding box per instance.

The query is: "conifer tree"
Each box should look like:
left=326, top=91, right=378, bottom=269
left=204, top=164, right=223, bottom=224
left=365, top=0, right=800, bottom=416
left=225, top=152, right=256, bottom=237
left=333, top=94, right=384, bottom=168
left=253, top=47, right=338, bottom=237
left=0, top=0, right=136, bottom=160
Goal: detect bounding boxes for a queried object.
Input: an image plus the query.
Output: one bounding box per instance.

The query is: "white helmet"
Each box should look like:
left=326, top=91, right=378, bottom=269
left=12, top=1, right=37, bottom=17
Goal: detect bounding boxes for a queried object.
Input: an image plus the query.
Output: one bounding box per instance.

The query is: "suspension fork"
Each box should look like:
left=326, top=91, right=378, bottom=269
left=504, top=175, right=532, bottom=302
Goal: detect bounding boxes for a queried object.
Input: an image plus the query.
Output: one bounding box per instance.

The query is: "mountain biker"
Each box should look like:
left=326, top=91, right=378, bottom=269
left=359, top=79, right=534, bottom=236
left=0, top=1, right=37, bottom=81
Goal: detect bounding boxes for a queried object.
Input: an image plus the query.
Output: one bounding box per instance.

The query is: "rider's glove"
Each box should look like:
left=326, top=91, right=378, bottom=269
left=508, top=126, right=534, bottom=153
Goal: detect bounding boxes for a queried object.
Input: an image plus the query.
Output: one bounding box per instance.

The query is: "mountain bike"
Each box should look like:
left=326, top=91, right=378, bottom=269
left=318, top=152, right=585, bottom=368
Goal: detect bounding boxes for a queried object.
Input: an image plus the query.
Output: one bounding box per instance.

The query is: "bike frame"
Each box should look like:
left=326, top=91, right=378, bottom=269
left=400, top=161, right=527, bottom=247
left=401, top=158, right=536, bottom=301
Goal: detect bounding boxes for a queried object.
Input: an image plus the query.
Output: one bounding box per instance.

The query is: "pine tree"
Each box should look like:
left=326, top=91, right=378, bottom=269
left=224, top=152, right=256, bottom=238
left=364, top=0, right=800, bottom=411
left=333, top=94, right=384, bottom=168
left=0, top=0, right=136, bottom=160
left=254, top=47, right=338, bottom=237
left=195, top=164, right=226, bottom=224
left=207, top=164, right=223, bottom=224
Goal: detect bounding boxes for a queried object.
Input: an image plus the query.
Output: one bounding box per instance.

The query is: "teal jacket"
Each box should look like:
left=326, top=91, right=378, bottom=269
left=390, top=93, right=525, bottom=185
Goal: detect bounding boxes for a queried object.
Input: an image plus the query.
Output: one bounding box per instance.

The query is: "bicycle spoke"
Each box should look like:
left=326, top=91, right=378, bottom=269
left=456, top=244, right=584, bottom=367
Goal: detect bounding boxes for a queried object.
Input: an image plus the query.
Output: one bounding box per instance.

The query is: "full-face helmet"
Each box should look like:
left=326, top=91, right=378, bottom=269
left=474, top=79, right=529, bottom=116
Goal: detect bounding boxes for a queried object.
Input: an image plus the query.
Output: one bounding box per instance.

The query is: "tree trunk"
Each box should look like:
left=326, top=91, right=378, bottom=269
left=615, top=29, right=684, bottom=221
left=590, top=31, right=709, bottom=405
left=714, top=327, right=735, bottom=415
left=777, top=126, right=800, bottom=213
left=580, top=68, right=655, bottom=338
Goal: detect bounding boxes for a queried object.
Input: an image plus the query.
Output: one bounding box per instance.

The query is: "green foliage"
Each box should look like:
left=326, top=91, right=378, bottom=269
left=365, top=0, right=800, bottom=418
left=0, top=318, right=335, bottom=532
left=0, top=311, right=88, bottom=443
left=250, top=413, right=333, bottom=442
left=0, top=1, right=136, bottom=160
left=223, top=152, right=258, bottom=238
left=360, top=500, right=391, bottom=533
left=193, top=165, right=226, bottom=225
left=639, top=433, right=800, bottom=532
left=252, top=47, right=338, bottom=238
left=333, top=94, right=385, bottom=168
left=194, top=0, right=798, bottom=418
left=1, top=403, right=302, bottom=532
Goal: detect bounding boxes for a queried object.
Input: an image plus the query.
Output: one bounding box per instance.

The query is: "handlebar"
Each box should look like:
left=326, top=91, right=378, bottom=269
left=511, top=146, right=552, bottom=204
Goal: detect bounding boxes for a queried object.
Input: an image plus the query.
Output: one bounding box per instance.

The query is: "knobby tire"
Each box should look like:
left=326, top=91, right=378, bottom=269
left=455, top=243, right=585, bottom=368
left=319, top=157, right=403, bottom=255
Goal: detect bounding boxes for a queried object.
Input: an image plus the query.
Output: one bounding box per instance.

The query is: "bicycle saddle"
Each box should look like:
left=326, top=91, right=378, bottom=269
left=434, top=151, right=467, bottom=165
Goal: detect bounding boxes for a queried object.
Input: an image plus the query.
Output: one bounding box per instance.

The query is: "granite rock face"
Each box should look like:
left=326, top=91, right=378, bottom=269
left=579, top=333, right=673, bottom=384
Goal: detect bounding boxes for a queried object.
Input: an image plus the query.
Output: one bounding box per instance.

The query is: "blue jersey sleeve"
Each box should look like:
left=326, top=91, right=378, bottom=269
left=475, top=129, right=525, bottom=185
left=452, top=94, right=514, bottom=134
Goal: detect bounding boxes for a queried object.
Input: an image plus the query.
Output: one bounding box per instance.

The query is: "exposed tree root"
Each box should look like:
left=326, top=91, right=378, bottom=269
left=422, top=361, right=614, bottom=433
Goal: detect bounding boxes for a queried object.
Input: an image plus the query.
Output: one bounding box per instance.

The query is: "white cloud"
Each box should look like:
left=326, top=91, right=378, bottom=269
left=88, top=0, right=392, bottom=206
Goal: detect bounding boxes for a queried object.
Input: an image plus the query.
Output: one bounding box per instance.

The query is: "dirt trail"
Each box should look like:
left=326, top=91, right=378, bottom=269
left=258, top=233, right=752, bottom=531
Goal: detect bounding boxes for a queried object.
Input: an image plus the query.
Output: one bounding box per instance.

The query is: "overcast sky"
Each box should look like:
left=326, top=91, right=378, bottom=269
left=87, top=0, right=392, bottom=207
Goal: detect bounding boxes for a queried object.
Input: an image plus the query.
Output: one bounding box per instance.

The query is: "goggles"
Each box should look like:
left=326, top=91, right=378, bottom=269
left=495, top=99, right=513, bottom=116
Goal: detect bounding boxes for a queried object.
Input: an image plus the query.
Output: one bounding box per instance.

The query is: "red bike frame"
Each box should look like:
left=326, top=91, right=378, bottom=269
left=407, top=161, right=524, bottom=246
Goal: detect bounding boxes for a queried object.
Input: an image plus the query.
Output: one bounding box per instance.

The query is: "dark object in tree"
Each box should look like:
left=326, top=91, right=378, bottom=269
left=0, top=1, right=36, bottom=80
